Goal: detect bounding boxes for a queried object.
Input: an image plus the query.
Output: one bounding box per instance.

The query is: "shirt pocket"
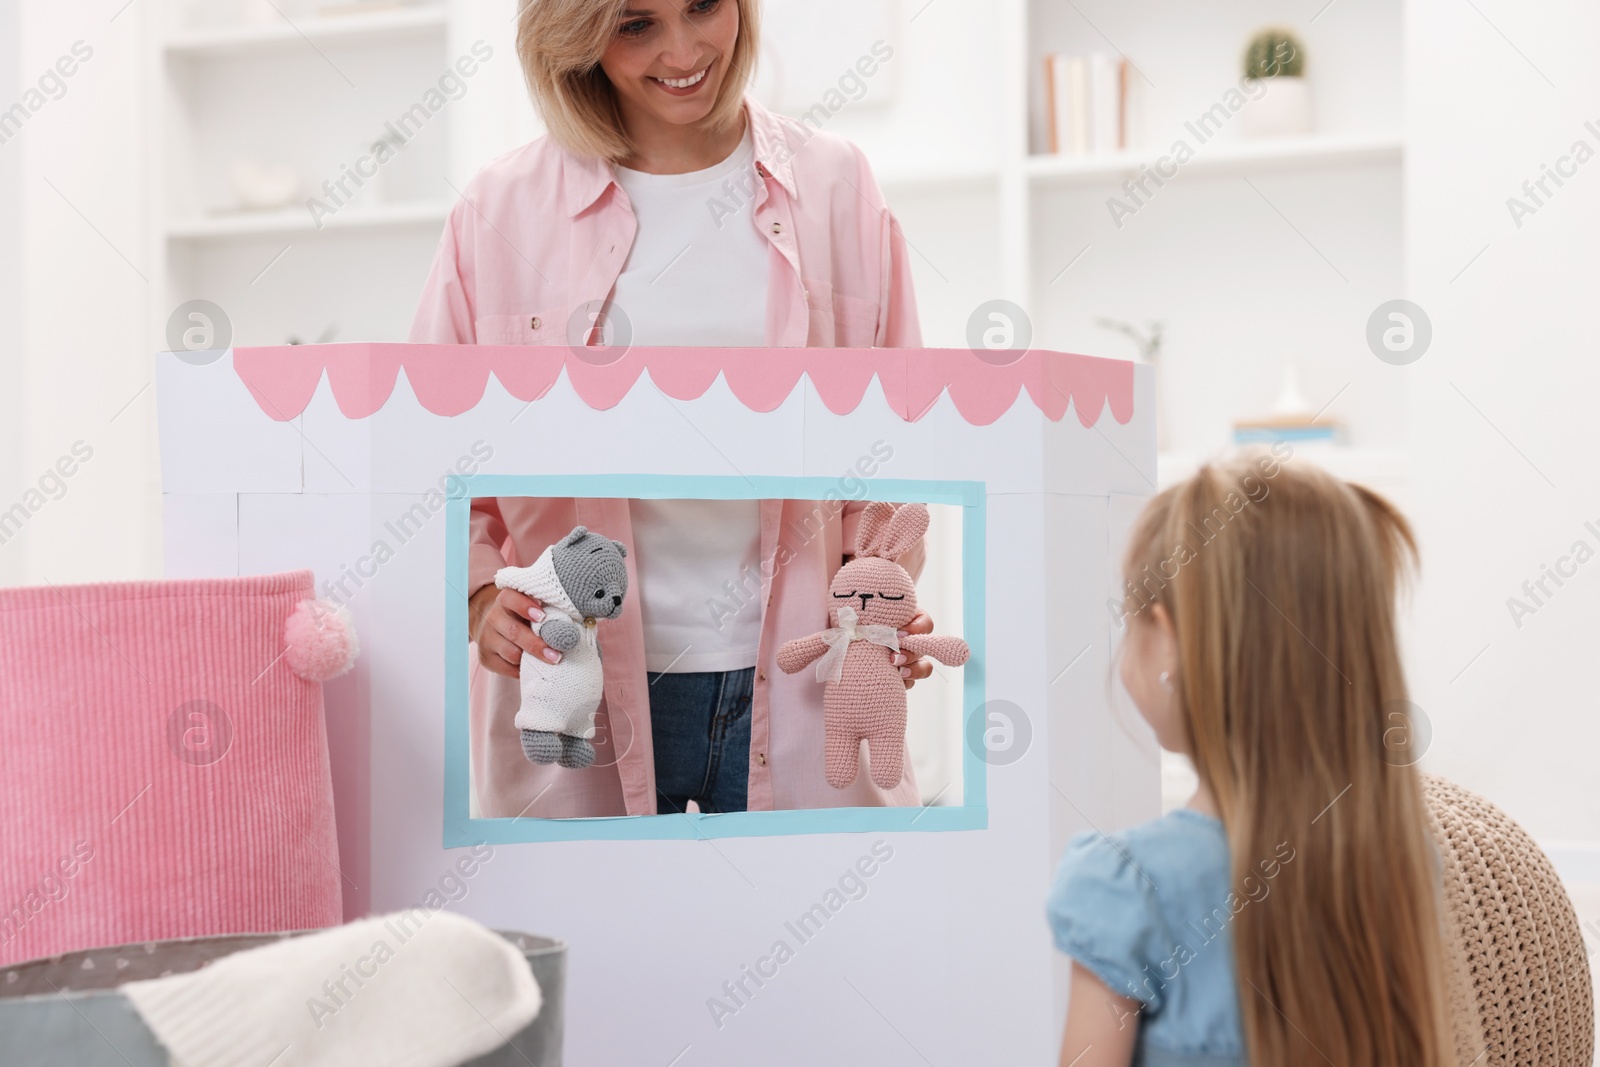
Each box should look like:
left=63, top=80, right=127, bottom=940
left=474, top=310, right=565, bottom=346
left=804, top=281, right=881, bottom=349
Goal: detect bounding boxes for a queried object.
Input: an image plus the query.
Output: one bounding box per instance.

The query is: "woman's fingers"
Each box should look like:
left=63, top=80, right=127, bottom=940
left=492, top=610, right=547, bottom=658
left=474, top=623, right=523, bottom=678
left=895, top=615, right=936, bottom=688
left=902, top=655, right=934, bottom=687
left=898, top=654, right=934, bottom=689
left=478, top=644, right=522, bottom=678
left=498, top=588, right=545, bottom=623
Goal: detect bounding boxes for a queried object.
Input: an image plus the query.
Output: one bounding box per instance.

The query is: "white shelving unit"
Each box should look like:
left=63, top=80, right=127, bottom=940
left=163, top=5, right=448, bottom=57
left=146, top=0, right=533, bottom=350
left=166, top=199, right=452, bottom=240
left=823, top=0, right=1409, bottom=483
left=1025, top=131, right=1404, bottom=187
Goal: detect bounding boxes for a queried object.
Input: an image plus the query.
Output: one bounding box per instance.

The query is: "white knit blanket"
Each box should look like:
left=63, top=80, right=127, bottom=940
left=123, top=910, right=541, bottom=1067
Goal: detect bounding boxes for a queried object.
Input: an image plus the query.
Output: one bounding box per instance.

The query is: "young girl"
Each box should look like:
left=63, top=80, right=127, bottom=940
left=1048, top=453, right=1454, bottom=1066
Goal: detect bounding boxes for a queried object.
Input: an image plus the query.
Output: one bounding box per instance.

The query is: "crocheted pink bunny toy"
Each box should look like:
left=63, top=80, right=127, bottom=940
left=777, top=502, right=970, bottom=789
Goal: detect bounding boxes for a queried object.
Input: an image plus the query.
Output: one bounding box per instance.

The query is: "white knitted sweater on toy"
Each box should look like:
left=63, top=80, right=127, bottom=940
left=495, top=548, right=605, bottom=737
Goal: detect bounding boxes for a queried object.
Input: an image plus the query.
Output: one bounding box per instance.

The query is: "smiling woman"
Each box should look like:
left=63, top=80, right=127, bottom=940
left=516, top=0, right=758, bottom=167
left=413, top=0, right=924, bottom=820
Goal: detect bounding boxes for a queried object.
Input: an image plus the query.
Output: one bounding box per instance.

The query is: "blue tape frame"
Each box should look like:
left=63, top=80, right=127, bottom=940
left=444, top=475, right=987, bottom=844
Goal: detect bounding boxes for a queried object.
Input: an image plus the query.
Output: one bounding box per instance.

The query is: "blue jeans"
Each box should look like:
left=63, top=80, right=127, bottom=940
left=647, top=667, right=753, bottom=814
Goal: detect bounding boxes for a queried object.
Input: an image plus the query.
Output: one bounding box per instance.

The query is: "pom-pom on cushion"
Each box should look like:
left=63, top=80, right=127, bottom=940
left=0, top=570, right=343, bottom=968
left=284, top=599, right=359, bottom=682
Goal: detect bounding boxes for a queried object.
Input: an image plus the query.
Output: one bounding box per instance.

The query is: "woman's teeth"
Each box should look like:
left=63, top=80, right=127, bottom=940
left=655, top=67, right=708, bottom=89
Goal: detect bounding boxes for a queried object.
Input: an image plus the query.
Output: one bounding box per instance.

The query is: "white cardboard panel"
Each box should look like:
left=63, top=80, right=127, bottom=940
left=156, top=351, right=303, bottom=493
left=301, top=369, right=808, bottom=494
left=361, top=505, right=452, bottom=907
left=160, top=493, right=238, bottom=578
left=298, top=373, right=503, bottom=497
left=331, top=487, right=1069, bottom=1066
left=1043, top=363, right=1158, bottom=497
left=1040, top=492, right=1117, bottom=1047
left=237, top=493, right=401, bottom=602
left=801, top=375, right=1046, bottom=493
left=1041, top=494, right=1117, bottom=835
left=1106, top=493, right=1162, bottom=830
left=237, top=492, right=442, bottom=920
left=157, top=346, right=1157, bottom=1066
left=801, top=369, right=1154, bottom=497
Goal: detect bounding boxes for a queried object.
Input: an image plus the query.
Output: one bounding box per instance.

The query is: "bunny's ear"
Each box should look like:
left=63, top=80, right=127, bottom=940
left=854, top=502, right=897, bottom=557
left=877, top=504, right=929, bottom=561
left=561, top=526, right=590, bottom=547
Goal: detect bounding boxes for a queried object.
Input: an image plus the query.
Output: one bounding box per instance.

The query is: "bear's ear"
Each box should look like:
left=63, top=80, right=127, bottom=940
left=612, top=539, right=627, bottom=559
left=877, top=504, right=929, bottom=561
left=854, top=502, right=897, bottom=557
left=561, top=526, right=590, bottom=547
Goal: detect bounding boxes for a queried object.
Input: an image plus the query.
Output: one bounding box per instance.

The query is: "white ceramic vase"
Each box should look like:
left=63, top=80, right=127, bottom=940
left=1242, top=76, right=1314, bottom=138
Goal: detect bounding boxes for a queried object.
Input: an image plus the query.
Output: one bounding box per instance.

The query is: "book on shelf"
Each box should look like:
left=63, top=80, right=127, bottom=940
left=1232, top=417, right=1341, bottom=446
left=1044, top=51, right=1127, bottom=156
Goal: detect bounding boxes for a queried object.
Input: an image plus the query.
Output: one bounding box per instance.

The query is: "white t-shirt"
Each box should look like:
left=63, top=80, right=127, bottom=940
left=614, top=127, right=770, bottom=673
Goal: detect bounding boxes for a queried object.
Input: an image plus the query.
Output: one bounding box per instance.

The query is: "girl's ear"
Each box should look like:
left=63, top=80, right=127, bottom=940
left=878, top=504, right=930, bottom=561
left=1147, top=602, right=1178, bottom=675
left=854, top=501, right=897, bottom=557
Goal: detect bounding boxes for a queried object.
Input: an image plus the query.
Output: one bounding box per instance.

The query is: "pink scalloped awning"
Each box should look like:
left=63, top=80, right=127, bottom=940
left=231, top=344, right=1136, bottom=428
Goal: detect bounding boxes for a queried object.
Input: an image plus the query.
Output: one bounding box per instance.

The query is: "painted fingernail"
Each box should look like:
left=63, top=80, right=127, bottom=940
left=528, top=607, right=544, bottom=623
left=900, top=667, right=912, bottom=679
left=892, top=654, right=907, bottom=666
left=897, top=630, right=909, bottom=639
left=543, top=648, right=561, bottom=664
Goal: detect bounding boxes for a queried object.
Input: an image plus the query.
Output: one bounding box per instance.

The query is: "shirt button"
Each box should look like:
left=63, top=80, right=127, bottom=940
left=771, top=222, right=783, bottom=235
left=530, top=317, right=541, bottom=330
left=757, top=753, right=767, bottom=766
left=757, top=670, right=767, bottom=682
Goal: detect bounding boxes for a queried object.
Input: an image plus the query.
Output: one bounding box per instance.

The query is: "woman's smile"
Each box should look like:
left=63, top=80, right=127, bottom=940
left=650, top=62, right=713, bottom=96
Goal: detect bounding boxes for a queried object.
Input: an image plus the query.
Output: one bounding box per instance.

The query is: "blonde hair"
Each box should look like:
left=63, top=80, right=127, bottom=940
left=1122, top=451, right=1453, bottom=1066
left=516, top=0, right=761, bottom=163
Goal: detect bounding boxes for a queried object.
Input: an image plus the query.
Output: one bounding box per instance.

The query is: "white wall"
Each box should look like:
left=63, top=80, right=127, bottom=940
left=11, top=0, right=155, bottom=584
left=1406, top=0, right=1600, bottom=843
left=0, top=0, right=23, bottom=588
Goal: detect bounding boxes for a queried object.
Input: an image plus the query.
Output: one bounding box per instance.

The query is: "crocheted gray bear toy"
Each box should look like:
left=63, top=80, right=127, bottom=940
left=494, top=526, right=629, bottom=769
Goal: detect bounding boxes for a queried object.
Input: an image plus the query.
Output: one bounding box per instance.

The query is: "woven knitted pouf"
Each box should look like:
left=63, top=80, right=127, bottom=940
left=1423, top=774, right=1596, bottom=1066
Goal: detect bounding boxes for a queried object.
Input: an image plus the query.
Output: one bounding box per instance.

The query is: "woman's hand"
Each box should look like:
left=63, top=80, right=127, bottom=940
left=468, top=585, right=561, bottom=678
left=894, top=612, right=935, bottom=690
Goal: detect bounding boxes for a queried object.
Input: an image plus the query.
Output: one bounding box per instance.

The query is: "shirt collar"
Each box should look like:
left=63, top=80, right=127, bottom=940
left=561, top=94, right=796, bottom=218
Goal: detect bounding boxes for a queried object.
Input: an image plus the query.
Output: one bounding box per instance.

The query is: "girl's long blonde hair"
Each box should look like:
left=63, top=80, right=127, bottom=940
left=1123, top=451, right=1452, bottom=1065
left=517, top=0, right=761, bottom=163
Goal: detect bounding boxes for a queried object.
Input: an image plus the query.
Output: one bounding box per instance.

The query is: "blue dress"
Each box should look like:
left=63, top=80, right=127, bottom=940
left=1046, top=809, right=1260, bottom=1067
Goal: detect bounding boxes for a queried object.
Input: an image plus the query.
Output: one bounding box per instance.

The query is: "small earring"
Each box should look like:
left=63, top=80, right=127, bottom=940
left=1158, top=670, right=1175, bottom=694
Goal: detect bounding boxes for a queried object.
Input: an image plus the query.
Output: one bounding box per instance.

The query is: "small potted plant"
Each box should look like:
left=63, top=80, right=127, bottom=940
left=1241, top=28, right=1313, bottom=138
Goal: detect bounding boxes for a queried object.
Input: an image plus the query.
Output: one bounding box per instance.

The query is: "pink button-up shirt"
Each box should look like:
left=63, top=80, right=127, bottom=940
left=410, top=94, right=924, bottom=817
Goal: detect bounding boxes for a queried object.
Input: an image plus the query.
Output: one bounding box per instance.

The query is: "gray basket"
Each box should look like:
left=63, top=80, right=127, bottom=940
left=0, top=928, right=565, bottom=1066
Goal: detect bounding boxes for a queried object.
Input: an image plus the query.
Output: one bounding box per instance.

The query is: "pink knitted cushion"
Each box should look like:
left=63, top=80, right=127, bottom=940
left=0, top=571, right=342, bottom=967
